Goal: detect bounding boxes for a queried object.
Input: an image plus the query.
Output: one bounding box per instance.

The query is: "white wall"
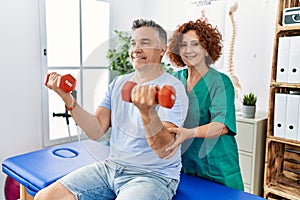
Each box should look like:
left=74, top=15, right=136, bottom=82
left=0, top=0, right=43, bottom=198
left=110, top=0, right=144, bottom=31
left=0, top=0, right=278, bottom=198
left=228, top=0, right=277, bottom=113
left=140, top=0, right=277, bottom=113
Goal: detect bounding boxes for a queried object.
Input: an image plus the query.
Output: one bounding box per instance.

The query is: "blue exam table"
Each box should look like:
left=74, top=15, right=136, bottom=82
left=2, top=140, right=265, bottom=200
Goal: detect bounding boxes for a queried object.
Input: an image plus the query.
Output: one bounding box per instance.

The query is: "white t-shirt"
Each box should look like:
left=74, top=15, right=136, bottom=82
left=100, top=72, right=188, bottom=180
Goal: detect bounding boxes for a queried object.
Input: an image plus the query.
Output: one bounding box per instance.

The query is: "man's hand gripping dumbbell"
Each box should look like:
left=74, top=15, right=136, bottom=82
left=44, top=72, right=76, bottom=111
left=121, top=81, right=176, bottom=109
left=44, top=73, right=76, bottom=93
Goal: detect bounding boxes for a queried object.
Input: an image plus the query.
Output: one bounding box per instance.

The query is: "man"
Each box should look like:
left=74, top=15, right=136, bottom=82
left=36, top=19, right=188, bottom=200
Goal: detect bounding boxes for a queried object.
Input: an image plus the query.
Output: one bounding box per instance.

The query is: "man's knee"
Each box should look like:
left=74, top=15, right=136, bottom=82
left=34, top=182, right=75, bottom=200
left=34, top=189, right=46, bottom=200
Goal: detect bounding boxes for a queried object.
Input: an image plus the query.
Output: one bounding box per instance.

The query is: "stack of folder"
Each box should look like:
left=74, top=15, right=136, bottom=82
left=274, top=36, right=300, bottom=141
left=276, top=36, right=300, bottom=83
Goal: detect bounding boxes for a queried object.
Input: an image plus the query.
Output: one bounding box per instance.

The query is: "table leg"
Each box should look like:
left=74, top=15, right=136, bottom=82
left=19, top=184, right=34, bottom=200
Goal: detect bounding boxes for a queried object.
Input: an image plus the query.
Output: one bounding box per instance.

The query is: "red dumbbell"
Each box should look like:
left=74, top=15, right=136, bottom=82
left=44, top=73, right=76, bottom=93
left=121, top=81, right=176, bottom=109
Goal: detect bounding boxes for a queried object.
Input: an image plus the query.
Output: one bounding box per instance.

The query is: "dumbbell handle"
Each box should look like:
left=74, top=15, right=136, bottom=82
left=121, top=81, right=176, bottom=109
left=45, top=73, right=76, bottom=93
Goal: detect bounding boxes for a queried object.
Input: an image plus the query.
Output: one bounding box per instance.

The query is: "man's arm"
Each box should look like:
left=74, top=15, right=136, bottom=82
left=46, top=73, right=111, bottom=140
left=140, top=106, right=177, bottom=158
left=131, top=85, right=177, bottom=158
left=69, top=102, right=111, bottom=140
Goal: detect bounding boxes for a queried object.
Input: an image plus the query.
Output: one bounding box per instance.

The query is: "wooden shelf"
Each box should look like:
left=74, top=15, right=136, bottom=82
left=264, top=174, right=300, bottom=200
left=264, top=0, right=300, bottom=199
left=267, top=136, right=300, bottom=146
left=276, top=24, right=300, bottom=32
left=264, top=138, right=300, bottom=199
left=270, top=81, right=300, bottom=89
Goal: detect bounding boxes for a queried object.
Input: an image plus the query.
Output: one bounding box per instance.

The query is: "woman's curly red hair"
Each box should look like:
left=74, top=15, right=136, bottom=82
left=167, top=19, right=223, bottom=68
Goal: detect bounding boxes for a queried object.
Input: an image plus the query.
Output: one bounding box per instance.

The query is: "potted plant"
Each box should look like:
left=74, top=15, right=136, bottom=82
left=106, top=30, right=133, bottom=76
left=106, top=30, right=173, bottom=77
left=242, top=92, right=257, bottom=118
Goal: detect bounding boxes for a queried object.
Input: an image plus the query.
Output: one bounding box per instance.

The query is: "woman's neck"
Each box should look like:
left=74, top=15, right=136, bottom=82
left=186, top=65, right=209, bottom=93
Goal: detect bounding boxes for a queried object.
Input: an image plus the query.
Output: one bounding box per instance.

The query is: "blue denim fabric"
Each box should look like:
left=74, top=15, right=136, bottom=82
left=58, top=160, right=178, bottom=200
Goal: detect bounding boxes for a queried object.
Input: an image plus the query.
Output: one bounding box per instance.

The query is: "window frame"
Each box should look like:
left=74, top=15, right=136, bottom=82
left=39, top=0, right=112, bottom=147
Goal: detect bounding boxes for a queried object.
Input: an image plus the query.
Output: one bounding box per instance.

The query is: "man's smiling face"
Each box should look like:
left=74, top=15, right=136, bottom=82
left=129, top=27, right=165, bottom=70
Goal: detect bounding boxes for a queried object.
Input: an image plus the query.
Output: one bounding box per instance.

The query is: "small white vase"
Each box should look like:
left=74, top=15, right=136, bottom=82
left=242, top=105, right=256, bottom=118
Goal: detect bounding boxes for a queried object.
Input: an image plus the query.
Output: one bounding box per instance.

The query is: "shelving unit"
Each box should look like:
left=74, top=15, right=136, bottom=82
left=263, top=0, right=300, bottom=199
left=236, top=113, right=267, bottom=196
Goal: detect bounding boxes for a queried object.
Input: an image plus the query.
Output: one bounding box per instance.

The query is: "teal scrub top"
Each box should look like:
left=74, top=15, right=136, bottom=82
left=173, top=67, right=244, bottom=191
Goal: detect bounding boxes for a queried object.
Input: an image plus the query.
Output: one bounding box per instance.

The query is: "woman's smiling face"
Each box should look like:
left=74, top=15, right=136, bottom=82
left=179, top=30, right=208, bottom=68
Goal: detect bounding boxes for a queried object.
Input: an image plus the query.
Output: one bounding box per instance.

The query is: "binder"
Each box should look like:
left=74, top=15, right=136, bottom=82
left=276, top=37, right=290, bottom=82
left=285, top=94, right=300, bottom=140
left=274, top=93, right=287, bottom=138
left=288, top=36, right=300, bottom=83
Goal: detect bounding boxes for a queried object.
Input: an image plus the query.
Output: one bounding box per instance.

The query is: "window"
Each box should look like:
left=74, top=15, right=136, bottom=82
left=39, top=0, right=111, bottom=146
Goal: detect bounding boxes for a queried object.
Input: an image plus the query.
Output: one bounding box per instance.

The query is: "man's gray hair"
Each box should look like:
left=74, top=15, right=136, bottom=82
left=132, top=19, right=167, bottom=45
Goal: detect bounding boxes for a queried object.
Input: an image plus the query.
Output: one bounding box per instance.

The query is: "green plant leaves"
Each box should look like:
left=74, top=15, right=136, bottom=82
left=243, top=92, right=257, bottom=106
left=106, top=30, right=133, bottom=75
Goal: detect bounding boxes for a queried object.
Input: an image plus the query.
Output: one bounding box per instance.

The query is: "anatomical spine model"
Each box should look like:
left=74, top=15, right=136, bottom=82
left=227, top=1, right=243, bottom=111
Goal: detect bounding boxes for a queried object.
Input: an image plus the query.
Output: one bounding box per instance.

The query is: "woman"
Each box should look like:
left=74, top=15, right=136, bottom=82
left=166, top=19, right=244, bottom=191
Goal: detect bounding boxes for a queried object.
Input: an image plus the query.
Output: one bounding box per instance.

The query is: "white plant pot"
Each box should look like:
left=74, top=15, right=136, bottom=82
left=242, top=105, right=256, bottom=118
